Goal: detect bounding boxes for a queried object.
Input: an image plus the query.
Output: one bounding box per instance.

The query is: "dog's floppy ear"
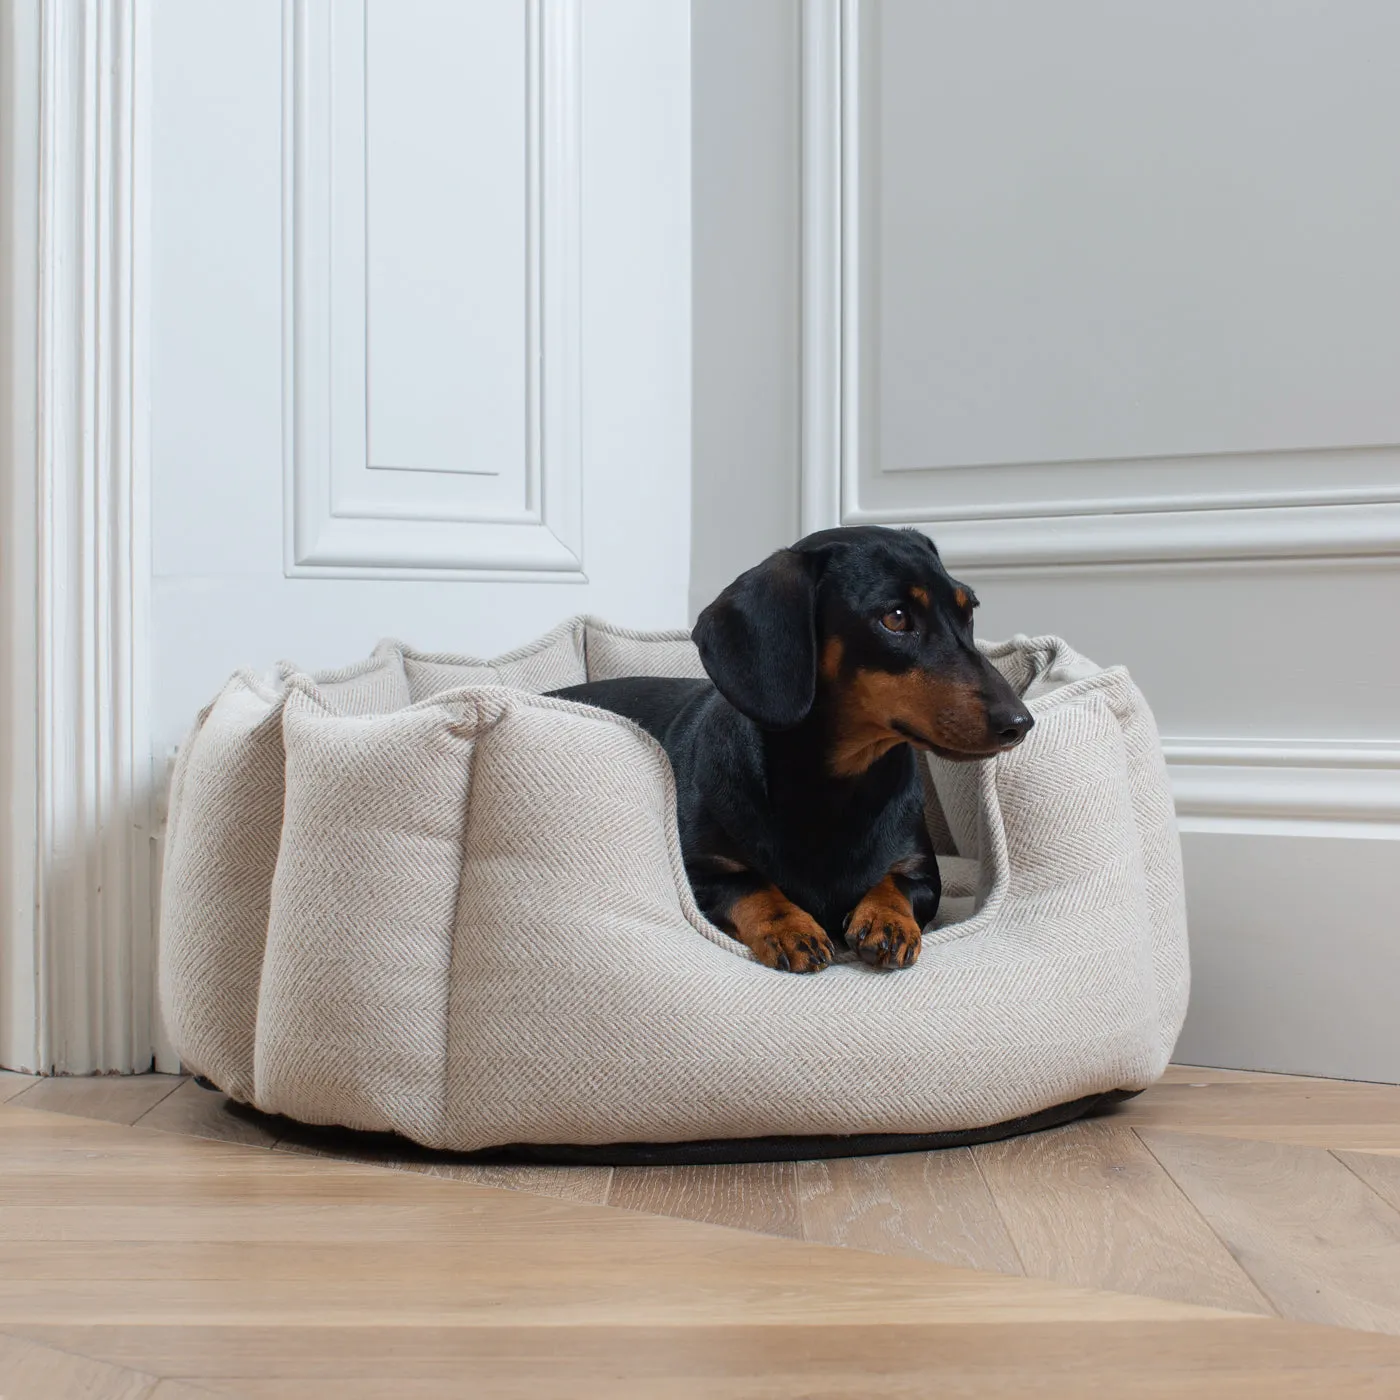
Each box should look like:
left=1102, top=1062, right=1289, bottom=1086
left=692, top=549, right=818, bottom=729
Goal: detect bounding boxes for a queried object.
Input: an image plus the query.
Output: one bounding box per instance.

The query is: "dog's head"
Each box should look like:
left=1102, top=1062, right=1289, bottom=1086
left=693, top=526, right=1033, bottom=775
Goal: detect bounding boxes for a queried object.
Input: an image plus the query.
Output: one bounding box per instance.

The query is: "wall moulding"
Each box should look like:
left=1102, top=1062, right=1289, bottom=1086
left=842, top=501, right=1400, bottom=570
left=1, top=0, right=158, bottom=1074
left=799, top=0, right=1400, bottom=569
left=1164, top=738, right=1400, bottom=829
left=282, top=0, right=585, bottom=581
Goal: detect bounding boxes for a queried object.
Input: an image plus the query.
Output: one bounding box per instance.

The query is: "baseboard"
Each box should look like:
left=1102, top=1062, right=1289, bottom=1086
left=1172, top=825, right=1400, bottom=1083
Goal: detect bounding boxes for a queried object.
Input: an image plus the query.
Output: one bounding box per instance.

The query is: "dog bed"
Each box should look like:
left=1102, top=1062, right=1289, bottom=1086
left=158, top=617, right=1188, bottom=1163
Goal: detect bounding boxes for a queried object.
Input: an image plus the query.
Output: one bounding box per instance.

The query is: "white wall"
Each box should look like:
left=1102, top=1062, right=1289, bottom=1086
left=796, top=0, right=1400, bottom=1079
left=689, top=0, right=801, bottom=618
left=149, top=0, right=694, bottom=763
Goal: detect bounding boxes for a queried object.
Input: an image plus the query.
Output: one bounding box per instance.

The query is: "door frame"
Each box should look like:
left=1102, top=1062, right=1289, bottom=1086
left=0, top=0, right=163, bottom=1074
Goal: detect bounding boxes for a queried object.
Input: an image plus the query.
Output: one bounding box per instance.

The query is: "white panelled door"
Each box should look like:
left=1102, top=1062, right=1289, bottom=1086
left=151, top=0, right=692, bottom=741
left=144, top=0, right=692, bottom=1066
left=0, top=0, right=692, bottom=1073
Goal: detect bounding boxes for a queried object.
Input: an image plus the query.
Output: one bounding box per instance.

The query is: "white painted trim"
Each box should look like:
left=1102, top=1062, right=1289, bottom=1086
left=0, top=0, right=153, bottom=1074
left=798, top=0, right=1400, bottom=567
left=1166, top=739, right=1400, bottom=770
left=798, top=0, right=840, bottom=536
left=132, top=0, right=173, bottom=1076
left=0, top=0, right=44, bottom=1074
left=1164, top=738, right=1400, bottom=828
left=537, top=0, right=583, bottom=565
left=876, top=455, right=1400, bottom=508
left=848, top=459, right=1400, bottom=522
left=962, top=553, right=1400, bottom=582
left=1176, top=816, right=1400, bottom=842
left=838, top=0, right=862, bottom=532
left=282, top=0, right=585, bottom=582
left=849, top=502, right=1400, bottom=569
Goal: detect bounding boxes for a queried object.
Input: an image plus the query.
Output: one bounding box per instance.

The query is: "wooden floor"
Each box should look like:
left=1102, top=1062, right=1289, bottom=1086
left=4, top=1065, right=1400, bottom=1397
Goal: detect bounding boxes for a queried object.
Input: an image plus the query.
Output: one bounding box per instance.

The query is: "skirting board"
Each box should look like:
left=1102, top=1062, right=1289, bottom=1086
left=1166, top=741, right=1400, bottom=1082
left=1173, top=827, right=1400, bottom=1082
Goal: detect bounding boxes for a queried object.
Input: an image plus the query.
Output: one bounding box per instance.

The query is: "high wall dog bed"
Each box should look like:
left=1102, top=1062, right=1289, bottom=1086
left=158, top=617, right=1188, bottom=1164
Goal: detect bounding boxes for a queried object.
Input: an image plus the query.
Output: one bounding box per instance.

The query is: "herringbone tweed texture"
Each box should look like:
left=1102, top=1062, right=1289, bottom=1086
left=158, top=616, right=1188, bottom=1150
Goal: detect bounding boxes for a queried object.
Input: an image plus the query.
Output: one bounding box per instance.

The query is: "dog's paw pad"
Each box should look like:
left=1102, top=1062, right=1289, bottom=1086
left=845, top=905, right=922, bottom=970
left=752, top=917, right=836, bottom=974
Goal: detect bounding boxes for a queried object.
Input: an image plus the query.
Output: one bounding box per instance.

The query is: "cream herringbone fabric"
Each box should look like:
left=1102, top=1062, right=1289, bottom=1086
left=158, top=616, right=1189, bottom=1150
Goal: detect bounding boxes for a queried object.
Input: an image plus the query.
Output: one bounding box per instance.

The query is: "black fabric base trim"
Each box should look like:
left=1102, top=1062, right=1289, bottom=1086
left=195, top=1077, right=1141, bottom=1167
left=466, top=1090, right=1141, bottom=1166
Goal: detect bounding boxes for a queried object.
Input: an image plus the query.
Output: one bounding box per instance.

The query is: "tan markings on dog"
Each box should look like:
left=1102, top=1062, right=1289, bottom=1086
left=909, top=585, right=930, bottom=606
left=820, top=635, right=844, bottom=681
left=845, top=873, right=922, bottom=969
left=827, top=668, right=990, bottom=777
left=725, top=886, right=835, bottom=974
left=890, top=852, right=928, bottom=877
left=954, top=587, right=969, bottom=609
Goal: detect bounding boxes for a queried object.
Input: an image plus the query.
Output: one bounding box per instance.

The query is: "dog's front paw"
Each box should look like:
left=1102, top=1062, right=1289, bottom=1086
left=845, top=883, right=922, bottom=970
left=725, top=886, right=836, bottom=973
left=751, top=910, right=836, bottom=974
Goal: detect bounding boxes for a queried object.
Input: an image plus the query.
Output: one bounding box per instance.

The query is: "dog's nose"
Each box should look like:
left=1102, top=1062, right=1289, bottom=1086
left=988, top=702, right=1034, bottom=747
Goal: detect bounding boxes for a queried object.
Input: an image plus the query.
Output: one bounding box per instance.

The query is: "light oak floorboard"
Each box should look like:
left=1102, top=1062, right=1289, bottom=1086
left=1159, top=1065, right=1335, bottom=1085
left=1140, top=1129, right=1400, bottom=1334
left=1337, top=1152, right=1400, bottom=1213
left=0, top=1328, right=157, bottom=1400
left=20, top=1074, right=617, bottom=1205
left=13, top=1074, right=183, bottom=1125
left=0, top=1197, right=599, bottom=1246
left=134, top=1080, right=279, bottom=1149
left=608, top=1161, right=802, bottom=1238
left=1144, top=1123, right=1400, bottom=1151
left=1161, top=1065, right=1400, bottom=1087
left=796, top=1148, right=1022, bottom=1275
left=274, top=1129, right=612, bottom=1205
left=417, top=1159, right=613, bottom=1205
left=0, top=1071, right=41, bottom=1102
left=172, top=1369, right=1400, bottom=1400
left=972, top=1121, right=1272, bottom=1315
left=1110, top=1075, right=1400, bottom=1149
left=24, top=1321, right=1400, bottom=1397
left=0, top=1276, right=1209, bottom=1326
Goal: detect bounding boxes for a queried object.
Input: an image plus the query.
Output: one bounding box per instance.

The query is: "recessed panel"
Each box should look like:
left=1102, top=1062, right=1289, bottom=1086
left=288, top=0, right=582, bottom=574
left=872, top=0, right=1400, bottom=475
left=364, top=0, right=527, bottom=481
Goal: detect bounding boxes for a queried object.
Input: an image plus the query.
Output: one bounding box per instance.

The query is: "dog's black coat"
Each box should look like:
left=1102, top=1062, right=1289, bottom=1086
left=550, top=526, right=1032, bottom=967
left=554, top=672, right=935, bottom=939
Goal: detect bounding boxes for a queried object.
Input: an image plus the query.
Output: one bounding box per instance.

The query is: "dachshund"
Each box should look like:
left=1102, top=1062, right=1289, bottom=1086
left=549, top=525, right=1032, bottom=973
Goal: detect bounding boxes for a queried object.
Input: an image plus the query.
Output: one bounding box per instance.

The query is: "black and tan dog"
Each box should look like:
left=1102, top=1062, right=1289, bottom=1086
left=551, top=526, right=1032, bottom=974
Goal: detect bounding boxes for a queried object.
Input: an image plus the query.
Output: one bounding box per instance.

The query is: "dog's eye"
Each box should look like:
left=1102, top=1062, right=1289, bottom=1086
left=880, top=609, right=910, bottom=633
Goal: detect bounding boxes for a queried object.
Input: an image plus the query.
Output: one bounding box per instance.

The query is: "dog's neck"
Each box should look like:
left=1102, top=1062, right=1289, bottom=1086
left=756, top=696, right=915, bottom=803
left=798, top=680, right=913, bottom=781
